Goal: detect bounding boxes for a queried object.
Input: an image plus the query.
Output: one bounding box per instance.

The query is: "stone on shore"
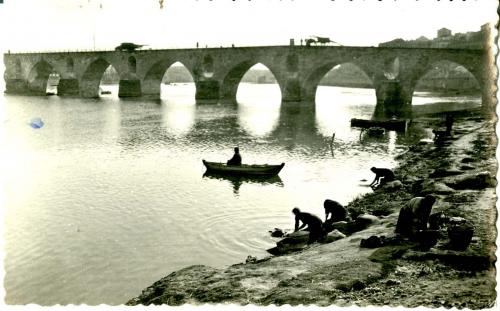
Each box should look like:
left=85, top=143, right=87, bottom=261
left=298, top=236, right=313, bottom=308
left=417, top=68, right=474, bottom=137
left=445, top=171, right=496, bottom=190
left=355, top=214, right=380, bottom=230
left=429, top=168, right=463, bottom=178
left=383, top=180, right=403, bottom=190
left=421, top=180, right=455, bottom=195
left=324, top=229, right=346, bottom=243
left=275, top=231, right=309, bottom=252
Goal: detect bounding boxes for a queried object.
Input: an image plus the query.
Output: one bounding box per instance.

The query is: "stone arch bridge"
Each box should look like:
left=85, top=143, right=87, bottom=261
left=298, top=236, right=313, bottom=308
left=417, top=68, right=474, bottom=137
left=3, top=45, right=493, bottom=118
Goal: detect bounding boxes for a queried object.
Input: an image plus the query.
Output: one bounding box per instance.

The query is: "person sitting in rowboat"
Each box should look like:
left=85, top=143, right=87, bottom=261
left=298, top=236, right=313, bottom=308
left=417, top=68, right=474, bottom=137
left=227, top=147, right=242, bottom=166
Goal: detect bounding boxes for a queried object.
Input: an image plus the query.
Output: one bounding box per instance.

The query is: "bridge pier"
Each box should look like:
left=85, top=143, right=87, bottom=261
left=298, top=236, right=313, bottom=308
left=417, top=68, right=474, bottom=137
left=28, top=79, right=49, bottom=95
left=80, top=79, right=100, bottom=98
left=482, top=87, right=497, bottom=118
left=195, top=80, right=220, bottom=101
left=282, top=78, right=302, bottom=102
left=4, top=79, right=28, bottom=94
left=141, top=79, right=161, bottom=98
left=373, top=80, right=412, bottom=119
left=118, top=79, right=142, bottom=97
left=58, top=78, right=79, bottom=96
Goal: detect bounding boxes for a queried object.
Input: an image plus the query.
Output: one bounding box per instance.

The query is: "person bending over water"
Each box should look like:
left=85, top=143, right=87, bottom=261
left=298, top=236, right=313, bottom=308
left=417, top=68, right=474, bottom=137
left=292, top=207, right=325, bottom=244
left=369, top=167, right=395, bottom=187
left=227, top=147, right=242, bottom=166
left=324, top=199, right=348, bottom=223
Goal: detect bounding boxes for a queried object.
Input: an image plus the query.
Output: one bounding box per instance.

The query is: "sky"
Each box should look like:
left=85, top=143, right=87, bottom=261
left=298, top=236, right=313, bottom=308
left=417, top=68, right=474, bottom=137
left=0, top=0, right=497, bottom=53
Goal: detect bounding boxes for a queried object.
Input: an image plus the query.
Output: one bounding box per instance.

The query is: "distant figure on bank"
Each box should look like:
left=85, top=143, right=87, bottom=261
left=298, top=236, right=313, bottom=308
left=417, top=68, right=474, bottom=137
left=324, top=199, right=348, bottom=223
left=445, top=113, right=454, bottom=136
left=369, top=167, right=395, bottom=188
left=227, top=147, right=242, bottom=166
left=292, top=207, right=325, bottom=244
left=395, top=195, right=436, bottom=238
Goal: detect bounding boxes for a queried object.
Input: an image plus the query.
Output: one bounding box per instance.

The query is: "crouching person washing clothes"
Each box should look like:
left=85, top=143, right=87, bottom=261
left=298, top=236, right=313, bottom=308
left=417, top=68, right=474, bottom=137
left=292, top=207, right=325, bottom=244
left=324, top=199, right=348, bottom=223
left=395, top=194, right=436, bottom=239
left=369, top=167, right=395, bottom=188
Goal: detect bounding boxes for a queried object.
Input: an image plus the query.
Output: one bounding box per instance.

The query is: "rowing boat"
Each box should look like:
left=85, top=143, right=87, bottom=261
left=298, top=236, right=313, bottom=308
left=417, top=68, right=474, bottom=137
left=350, top=118, right=410, bottom=132
left=202, top=160, right=285, bottom=176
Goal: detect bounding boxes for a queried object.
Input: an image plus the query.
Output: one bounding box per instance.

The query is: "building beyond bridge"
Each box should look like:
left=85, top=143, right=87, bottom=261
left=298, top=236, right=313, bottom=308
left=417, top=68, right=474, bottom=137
left=3, top=41, right=496, bottom=119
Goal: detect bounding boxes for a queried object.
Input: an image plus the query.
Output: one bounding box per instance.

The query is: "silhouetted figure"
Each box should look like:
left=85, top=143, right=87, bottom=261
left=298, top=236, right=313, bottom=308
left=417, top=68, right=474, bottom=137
left=227, top=147, right=242, bottom=166
left=445, top=113, right=454, bottom=136
left=324, top=199, right=348, bottom=223
left=395, top=195, right=436, bottom=238
left=369, top=167, right=395, bottom=187
left=292, top=207, right=325, bottom=244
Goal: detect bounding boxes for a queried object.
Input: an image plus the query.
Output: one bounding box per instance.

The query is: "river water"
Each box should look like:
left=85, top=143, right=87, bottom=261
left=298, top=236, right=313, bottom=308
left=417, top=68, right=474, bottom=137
left=1, top=83, right=480, bottom=305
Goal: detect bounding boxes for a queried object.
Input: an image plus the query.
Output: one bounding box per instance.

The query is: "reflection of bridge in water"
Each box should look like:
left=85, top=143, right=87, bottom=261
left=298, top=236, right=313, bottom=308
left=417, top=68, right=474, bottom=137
left=111, top=99, right=425, bottom=157
left=3, top=43, right=495, bottom=118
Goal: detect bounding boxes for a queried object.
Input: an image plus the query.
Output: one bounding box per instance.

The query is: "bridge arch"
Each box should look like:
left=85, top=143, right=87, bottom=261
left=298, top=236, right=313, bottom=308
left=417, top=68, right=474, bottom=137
left=409, top=55, right=484, bottom=95
left=27, top=60, right=58, bottom=95
left=411, top=60, right=481, bottom=107
left=161, top=61, right=196, bottom=103
left=302, top=62, right=375, bottom=103
left=220, top=61, right=283, bottom=103
left=80, top=58, right=119, bottom=98
left=142, top=60, right=196, bottom=98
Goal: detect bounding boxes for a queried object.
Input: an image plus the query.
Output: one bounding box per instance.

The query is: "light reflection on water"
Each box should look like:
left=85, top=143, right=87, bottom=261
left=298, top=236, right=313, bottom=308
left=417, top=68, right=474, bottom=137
left=2, top=84, right=480, bottom=305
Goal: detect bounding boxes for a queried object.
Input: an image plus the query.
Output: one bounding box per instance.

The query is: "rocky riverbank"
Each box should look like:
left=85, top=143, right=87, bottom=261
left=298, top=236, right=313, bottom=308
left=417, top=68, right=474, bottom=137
left=127, top=110, right=497, bottom=308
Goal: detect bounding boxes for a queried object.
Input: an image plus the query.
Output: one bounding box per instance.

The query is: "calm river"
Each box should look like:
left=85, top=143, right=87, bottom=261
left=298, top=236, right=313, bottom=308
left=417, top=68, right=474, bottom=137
left=2, top=83, right=480, bottom=305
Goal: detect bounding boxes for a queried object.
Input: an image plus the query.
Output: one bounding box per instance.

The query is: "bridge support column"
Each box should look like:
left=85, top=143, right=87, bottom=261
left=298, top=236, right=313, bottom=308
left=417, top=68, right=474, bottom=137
left=4, top=79, right=28, bottom=94
left=482, top=84, right=497, bottom=118
left=28, top=79, right=49, bottom=96
left=119, top=79, right=142, bottom=97
left=58, top=78, right=79, bottom=96
left=195, top=80, right=220, bottom=101
left=373, top=80, right=412, bottom=119
left=141, top=79, right=161, bottom=98
left=282, top=78, right=302, bottom=102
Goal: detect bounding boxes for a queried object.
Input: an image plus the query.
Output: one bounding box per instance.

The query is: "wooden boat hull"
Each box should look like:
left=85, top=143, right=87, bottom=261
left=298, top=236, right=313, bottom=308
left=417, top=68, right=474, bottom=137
left=202, top=160, right=285, bottom=176
left=351, top=118, right=410, bottom=132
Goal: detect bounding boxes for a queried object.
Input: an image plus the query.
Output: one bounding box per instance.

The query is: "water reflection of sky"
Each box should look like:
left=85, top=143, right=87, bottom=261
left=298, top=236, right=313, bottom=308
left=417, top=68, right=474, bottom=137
left=315, top=86, right=376, bottom=139
left=237, top=83, right=281, bottom=137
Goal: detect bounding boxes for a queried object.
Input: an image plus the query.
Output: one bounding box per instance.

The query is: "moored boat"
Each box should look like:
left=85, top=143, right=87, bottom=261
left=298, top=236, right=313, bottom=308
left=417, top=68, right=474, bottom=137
left=350, top=118, right=410, bottom=132
left=367, top=127, right=385, bottom=137
left=202, top=160, right=285, bottom=176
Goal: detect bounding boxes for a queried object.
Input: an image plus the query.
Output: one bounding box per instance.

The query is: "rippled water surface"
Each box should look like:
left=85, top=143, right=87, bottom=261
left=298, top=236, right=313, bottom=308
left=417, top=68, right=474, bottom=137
left=2, top=84, right=480, bottom=305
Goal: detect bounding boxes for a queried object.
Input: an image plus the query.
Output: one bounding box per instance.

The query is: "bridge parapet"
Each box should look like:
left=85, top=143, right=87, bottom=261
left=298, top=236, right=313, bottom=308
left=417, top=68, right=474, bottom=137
left=3, top=45, right=491, bottom=118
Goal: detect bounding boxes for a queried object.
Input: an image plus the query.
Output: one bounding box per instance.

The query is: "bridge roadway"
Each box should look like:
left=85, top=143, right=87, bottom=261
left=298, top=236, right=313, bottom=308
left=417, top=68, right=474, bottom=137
left=3, top=45, right=494, bottom=118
